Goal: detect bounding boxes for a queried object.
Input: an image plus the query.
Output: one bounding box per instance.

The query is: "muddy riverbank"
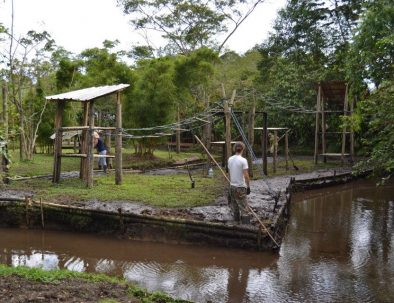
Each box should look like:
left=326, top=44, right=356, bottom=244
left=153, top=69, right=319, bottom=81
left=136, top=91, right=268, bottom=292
left=1, top=178, right=392, bottom=302
left=0, top=167, right=361, bottom=250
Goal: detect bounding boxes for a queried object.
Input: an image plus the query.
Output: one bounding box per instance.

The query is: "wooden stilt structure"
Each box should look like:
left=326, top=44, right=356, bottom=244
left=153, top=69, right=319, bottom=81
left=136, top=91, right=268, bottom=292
left=255, top=127, right=290, bottom=175
left=47, top=84, right=129, bottom=188
left=314, top=81, right=355, bottom=165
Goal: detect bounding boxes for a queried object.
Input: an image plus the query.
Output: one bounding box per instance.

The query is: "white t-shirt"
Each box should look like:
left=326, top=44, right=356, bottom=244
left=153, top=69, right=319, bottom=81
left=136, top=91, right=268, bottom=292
left=228, top=154, right=249, bottom=187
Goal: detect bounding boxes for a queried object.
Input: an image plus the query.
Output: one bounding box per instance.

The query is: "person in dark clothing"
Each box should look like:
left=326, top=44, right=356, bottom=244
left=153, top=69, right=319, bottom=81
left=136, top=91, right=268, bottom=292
left=93, top=132, right=107, bottom=173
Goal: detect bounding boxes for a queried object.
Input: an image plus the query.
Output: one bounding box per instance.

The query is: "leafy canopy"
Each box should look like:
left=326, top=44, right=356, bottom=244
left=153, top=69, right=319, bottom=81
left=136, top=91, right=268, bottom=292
left=117, top=0, right=266, bottom=54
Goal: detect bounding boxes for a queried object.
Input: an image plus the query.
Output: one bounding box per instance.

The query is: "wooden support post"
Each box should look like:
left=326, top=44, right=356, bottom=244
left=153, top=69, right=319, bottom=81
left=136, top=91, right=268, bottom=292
left=25, top=196, right=30, bottom=227
left=53, top=101, right=65, bottom=183
left=224, top=100, right=231, bottom=169
left=176, top=106, right=181, bottom=154
left=203, top=94, right=212, bottom=150
left=247, top=97, right=256, bottom=177
left=273, top=130, right=278, bottom=173
left=262, top=112, right=268, bottom=176
left=80, top=103, right=89, bottom=180
left=115, top=92, right=123, bottom=185
left=350, top=96, right=355, bottom=162
left=87, top=100, right=95, bottom=188
left=341, top=84, right=349, bottom=165
left=40, top=198, right=45, bottom=229
left=314, top=83, right=321, bottom=164
left=105, top=130, right=113, bottom=169
left=321, top=95, right=326, bottom=163
left=285, top=130, right=289, bottom=171
left=2, top=85, right=8, bottom=141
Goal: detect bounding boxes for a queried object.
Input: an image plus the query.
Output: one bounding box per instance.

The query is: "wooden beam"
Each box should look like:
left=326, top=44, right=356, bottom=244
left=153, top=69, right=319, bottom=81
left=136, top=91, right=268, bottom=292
left=321, top=95, right=326, bottom=163
left=105, top=130, right=113, bottom=169
left=341, top=84, right=349, bottom=165
left=62, top=153, right=87, bottom=158
left=247, top=95, right=256, bottom=177
left=314, top=83, right=321, bottom=164
left=87, top=100, right=95, bottom=188
left=52, top=101, right=65, bottom=183
left=262, top=112, right=268, bottom=176
left=80, top=103, right=89, bottom=180
left=350, top=96, right=355, bottom=162
left=176, top=106, right=181, bottom=154
left=2, top=85, right=8, bottom=141
left=285, top=131, right=289, bottom=171
left=273, top=130, right=278, bottom=173
left=115, top=92, right=123, bottom=185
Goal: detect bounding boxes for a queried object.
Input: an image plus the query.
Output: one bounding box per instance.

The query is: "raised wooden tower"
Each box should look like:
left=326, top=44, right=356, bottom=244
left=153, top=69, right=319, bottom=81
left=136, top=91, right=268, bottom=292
left=46, top=84, right=129, bottom=188
left=314, top=81, right=355, bottom=164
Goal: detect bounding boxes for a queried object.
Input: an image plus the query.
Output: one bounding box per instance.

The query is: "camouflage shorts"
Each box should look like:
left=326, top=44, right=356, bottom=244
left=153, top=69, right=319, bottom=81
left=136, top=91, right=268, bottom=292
left=229, top=186, right=250, bottom=224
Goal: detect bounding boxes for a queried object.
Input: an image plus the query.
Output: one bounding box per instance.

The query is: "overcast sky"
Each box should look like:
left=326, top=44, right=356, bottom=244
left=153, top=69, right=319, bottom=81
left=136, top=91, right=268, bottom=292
left=0, top=0, right=286, bottom=56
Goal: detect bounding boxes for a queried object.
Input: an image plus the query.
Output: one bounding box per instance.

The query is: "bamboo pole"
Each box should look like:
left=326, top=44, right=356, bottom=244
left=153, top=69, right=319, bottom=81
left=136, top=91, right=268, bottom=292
left=194, top=135, right=279, bottom=248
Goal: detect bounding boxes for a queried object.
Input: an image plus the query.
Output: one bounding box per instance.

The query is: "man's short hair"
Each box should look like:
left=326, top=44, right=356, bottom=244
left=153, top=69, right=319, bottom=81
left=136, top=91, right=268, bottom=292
left=234, top=142, right=245, bottom=153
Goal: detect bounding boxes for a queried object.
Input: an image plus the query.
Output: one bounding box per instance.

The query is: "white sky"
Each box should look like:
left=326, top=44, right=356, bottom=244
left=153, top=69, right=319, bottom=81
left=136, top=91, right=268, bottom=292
left=0, top=0, right=286, bottom=56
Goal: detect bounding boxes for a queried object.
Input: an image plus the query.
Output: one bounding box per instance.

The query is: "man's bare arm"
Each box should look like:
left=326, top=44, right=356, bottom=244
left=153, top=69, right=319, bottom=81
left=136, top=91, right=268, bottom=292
left=243, top=169, right=250, bottom=187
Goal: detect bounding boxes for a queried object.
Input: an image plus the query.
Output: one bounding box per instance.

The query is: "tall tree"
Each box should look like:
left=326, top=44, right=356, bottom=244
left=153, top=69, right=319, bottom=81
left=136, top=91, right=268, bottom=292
left=123, top=57, right=177, bottom=156
left=117, top=0, right=266, bottom=54
left=1, top=26, right=55, bottom=160
left=350, top=0, right=394, bottom=87
left=350, top=0, right=394, bottom=176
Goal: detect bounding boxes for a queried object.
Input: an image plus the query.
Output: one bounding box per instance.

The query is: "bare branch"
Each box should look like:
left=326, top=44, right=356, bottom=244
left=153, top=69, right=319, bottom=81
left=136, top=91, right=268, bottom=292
left=218, top=0, right=265, bottom=52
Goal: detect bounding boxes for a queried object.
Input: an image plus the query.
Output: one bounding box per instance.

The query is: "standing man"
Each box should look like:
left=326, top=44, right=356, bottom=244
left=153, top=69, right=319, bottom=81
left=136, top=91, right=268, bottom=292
left=228, top=142, right=251, bottom=224
left=93, top=132, right=107, bottom=173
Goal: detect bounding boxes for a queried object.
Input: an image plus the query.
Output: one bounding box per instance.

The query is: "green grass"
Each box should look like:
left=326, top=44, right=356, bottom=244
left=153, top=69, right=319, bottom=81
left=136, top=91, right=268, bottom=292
left=8, top=149, right=206, bottom=177
left=0, top=264, right=189, bottom=303
left=0, top=263, right=120, bottom=283
left=8, top=173, right=224, bottom=207
left=250, top=158, right=346, bottom=179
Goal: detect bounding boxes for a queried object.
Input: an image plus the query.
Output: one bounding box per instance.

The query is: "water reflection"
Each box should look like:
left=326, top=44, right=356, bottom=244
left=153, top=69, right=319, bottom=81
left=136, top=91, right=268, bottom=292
left=0, top=179, right=393, bottom=302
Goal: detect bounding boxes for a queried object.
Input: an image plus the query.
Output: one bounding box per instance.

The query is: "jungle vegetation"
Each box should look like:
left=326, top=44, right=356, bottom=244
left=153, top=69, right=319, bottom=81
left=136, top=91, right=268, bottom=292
left=0, top=0, right=392, bottom=177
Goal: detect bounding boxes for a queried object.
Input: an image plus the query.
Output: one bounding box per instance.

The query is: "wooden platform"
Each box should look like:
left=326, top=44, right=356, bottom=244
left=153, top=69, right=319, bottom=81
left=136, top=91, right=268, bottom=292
left=61, top=154, right=115, bottom=158
left=320, top=153, right=350, bottom=157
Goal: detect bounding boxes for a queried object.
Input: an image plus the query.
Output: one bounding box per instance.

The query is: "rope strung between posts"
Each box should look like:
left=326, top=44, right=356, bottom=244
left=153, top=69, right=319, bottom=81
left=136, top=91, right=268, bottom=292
left=229, top=108, right=278, bottom=199
left=194, top=135, right=280, bottom=248
left=122, top=101, right=223, bottom=132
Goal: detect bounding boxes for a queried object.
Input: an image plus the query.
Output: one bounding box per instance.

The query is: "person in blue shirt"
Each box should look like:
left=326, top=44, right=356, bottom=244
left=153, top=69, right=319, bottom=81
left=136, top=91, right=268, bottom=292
left=93, top=132, right=107, bottom=173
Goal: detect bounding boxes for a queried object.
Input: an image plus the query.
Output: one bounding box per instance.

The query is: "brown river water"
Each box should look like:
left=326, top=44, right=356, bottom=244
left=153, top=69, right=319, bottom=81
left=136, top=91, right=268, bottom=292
left=0, top=179, right=393, bottom=302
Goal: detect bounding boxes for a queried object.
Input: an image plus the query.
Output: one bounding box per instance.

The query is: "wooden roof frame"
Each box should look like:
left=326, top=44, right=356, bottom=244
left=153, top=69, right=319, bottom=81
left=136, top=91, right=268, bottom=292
left=49, top=84, right=129, bottom=188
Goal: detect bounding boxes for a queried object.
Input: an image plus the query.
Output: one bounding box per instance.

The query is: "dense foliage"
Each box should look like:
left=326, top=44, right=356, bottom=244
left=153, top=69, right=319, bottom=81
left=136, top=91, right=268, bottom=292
left=0, top=0, right=392, bottom=176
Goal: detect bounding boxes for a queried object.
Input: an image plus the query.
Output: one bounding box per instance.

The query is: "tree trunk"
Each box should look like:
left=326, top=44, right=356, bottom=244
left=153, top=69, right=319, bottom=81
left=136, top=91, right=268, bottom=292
left=176, top=106, right=181, bottom=154
left=1, top=85, right=8, bottom=141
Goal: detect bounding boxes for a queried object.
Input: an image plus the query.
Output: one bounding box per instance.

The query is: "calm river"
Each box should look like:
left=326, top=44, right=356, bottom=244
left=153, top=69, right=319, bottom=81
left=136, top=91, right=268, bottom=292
left=0, top=179, right=393, bottom=302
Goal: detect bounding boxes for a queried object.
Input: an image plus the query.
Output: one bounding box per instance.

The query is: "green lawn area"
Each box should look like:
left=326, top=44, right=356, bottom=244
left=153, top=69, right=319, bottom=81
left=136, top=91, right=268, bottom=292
left=5, top=148, right=346, bottom=208
left=8, top=149, right=205, bottom=177
left=0, top=264, right=189, bottom=303
left=8, top=173, right=225, bottom=208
